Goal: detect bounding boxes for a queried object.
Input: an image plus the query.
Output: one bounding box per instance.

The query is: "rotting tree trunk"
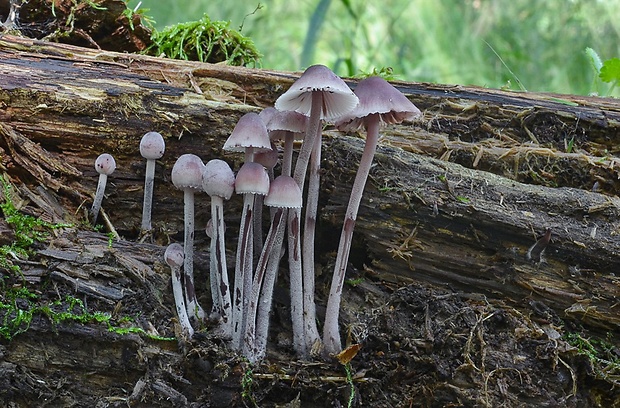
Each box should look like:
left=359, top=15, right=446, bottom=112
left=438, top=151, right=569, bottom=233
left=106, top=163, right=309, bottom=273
left=1, top=35, right=620, bottom=405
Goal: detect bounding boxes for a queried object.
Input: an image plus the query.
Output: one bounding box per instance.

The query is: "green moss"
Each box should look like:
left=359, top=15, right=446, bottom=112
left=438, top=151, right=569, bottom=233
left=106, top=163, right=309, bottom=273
left=565, top=332, right=620, bottom=385
left=0, top=289, right=174, bottom=341
left=0, top=175, right=71, bottom=276
left=149, top=14, right=261, bottom=66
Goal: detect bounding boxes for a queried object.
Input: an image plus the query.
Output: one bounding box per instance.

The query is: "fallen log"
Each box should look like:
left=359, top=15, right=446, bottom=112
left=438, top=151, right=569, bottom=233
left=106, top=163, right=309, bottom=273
left=1, top=34, right=619, bottom=406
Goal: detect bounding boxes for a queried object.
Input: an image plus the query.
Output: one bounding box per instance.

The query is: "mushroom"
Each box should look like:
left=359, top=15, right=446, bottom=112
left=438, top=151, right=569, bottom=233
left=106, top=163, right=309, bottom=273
left=91, top=153, right=116, bottom=225
left=323, top=76, right=422, bottom=354
left=243, top=175, right=302, bottom=362
left=171, top=153, right=207, bottom=323
left=275, top=64, right=358, bottom=188
left=202, top=159, right=235, bottom=337
left=139, top=131, right=165, bottom=232
left=265, top=109, right=308, bottom=177
left=275, top=64, right=359, bottom=354
left=230, top=161, right=270, bottom=350
left=223, top=112, right=271, bottom=163
left=164, top=243, right=194, bottom=338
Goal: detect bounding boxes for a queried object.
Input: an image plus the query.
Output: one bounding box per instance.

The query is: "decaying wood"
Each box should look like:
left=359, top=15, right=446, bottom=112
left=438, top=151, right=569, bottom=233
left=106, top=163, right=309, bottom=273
left=1, top=34, right=619, bottom=335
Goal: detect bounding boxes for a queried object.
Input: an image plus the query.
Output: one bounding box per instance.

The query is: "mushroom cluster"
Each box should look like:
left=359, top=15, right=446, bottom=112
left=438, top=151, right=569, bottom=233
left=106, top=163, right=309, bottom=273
left=90, top=66, right=421, bottom=363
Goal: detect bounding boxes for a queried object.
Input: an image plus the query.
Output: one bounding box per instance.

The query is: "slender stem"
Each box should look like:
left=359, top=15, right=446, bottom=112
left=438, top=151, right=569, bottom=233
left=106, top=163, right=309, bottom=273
left=282, top=132, right=295, bottom=177
left=183, top=189, right=205, bottom=323
left=212, top=196, right=232, bottom=337
left=231, top=193, right=255, bottom=350
left=255, top=208, right=288, bottom=361
left=243, top=208, right=286, bottom=362
left=323, top=115, right=380, bottom=355
left=302, top=129, right=322, bottom=351
left=287, top=207, right=307, bottom=356
left=293, top=91, right=323, bottom=190
left=91, top=173, right=107, bottom=224
left=171, top=265, right=194, bottom=338
left=141, top=159, right=156, bottom=231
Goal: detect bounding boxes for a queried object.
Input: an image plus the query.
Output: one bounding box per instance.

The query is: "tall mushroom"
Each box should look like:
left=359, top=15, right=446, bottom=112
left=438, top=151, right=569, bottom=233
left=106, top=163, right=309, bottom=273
left=275, top=64, right=359, bottom=354
left=243, top=175, right=303, bottom=362
left=171, top=153, right=206, bottom=323
left=323, top=76, right=422, bottom=354
left=91, top=153, right=116, bottom=225
left=164, top=243, right=194, bottom=338
left=202, top=159, right=235, bottom=337
left=265, top=109, right=308, bottom=178
left=230, top=161, right=270, bottom=350
left=139, top=131, right=165, bottom=232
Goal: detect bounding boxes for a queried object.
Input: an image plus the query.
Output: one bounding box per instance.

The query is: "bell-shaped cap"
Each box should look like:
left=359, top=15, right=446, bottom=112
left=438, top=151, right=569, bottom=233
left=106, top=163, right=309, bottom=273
left=202, top=159, right=235, bottom=200
left=335, top=76, right=422, bottom=131
left=264, top=175, right=302, bottom=208
left=223, top=112, right=271, bottom=152
left=171, top=154, right=205, bottom=190
left=95, top=153, right=116, bottom=175
left=140, top=131, right=165, bottom=160
left=235, top=162, right=270, bottom=196
left=275, top=65, right=359, bottom=121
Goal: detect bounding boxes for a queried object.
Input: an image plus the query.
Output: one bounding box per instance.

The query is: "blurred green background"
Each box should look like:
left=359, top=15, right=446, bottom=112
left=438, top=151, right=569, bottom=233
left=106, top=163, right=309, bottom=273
left=128, top=0, right=620, bottom=96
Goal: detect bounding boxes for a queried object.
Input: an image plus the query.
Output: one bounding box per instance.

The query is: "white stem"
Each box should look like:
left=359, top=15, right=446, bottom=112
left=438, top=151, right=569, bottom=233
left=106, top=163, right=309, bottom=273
left=243, top=208, right=286, bottom=362
left=282, top=132, right=295, bottom=177
left=231, top=193, right=255, bottom=350
left=183, top=189, right=205, bottom=322
left=141, top=159, right=156, bottom=231
left=255, top=208, right=288, bottom=361
left=91, top=173, right=108, bottom=224
left=323, top=115, right=380, bottom=355
left=302, top=130, right=321, bottom=351
left=287, top=207, right=306, bottom=357
left=292, top=91, right=323, bottom=190
left=171, top=265, right=194, bottom=338
left=211, top=196, right=233, bottom=337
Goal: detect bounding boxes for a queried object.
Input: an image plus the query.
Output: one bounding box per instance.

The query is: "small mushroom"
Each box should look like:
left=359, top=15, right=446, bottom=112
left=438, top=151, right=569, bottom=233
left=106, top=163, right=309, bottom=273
left=164, top=243, right=194, bottom=338
left=323, top=76, right=422, bottom=354
left=171, top=154, right=207, bottom=323
left=91, top=153, right=116, bottom=225
left=243, top=175, right=302, bottom=362
left=202, top=159, right=235, bottom=338
left=139, top=131, right=165, bottom=232
left=223, top=112, right=271, bottom=163
left=230, top=161, right=270, bottom=350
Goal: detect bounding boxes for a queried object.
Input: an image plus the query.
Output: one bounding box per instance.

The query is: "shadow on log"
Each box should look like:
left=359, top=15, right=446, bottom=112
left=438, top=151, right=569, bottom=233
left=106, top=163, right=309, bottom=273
left=1, top=35, right=619, bottom=406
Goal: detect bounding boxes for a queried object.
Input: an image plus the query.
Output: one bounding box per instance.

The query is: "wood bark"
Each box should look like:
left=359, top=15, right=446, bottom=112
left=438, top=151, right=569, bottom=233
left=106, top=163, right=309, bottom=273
left=1, top=34, right=619, bottom=335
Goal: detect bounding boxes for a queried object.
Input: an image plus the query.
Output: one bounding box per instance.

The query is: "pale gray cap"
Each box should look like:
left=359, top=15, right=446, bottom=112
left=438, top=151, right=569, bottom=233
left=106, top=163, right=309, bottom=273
left=202, top=159, right=235, bottom=200
left=171, top=154, right=205, bottom=190
left=264, top=175, right=302, bottom=208
left=140, top=131, right=165, bottom=160
left=235, top=162, right=270, bottom=196
left=223, top=112, right=271, bottom=152
left=335, top=76, right=422, bottom=131
left=275, top=64, right=359, bottom=121
left=95, top=153, right=116, bottom=175
left=164, top=243, right=184, bottom=268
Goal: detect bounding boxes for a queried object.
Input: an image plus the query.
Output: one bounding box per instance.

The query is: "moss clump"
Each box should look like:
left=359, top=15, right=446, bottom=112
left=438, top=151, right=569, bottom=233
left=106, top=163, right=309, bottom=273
left=0, top=175, right=70, bottom=275
left=149, top=14, right=261, bottom=66
left=0, top=289, right=174, bottom=341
